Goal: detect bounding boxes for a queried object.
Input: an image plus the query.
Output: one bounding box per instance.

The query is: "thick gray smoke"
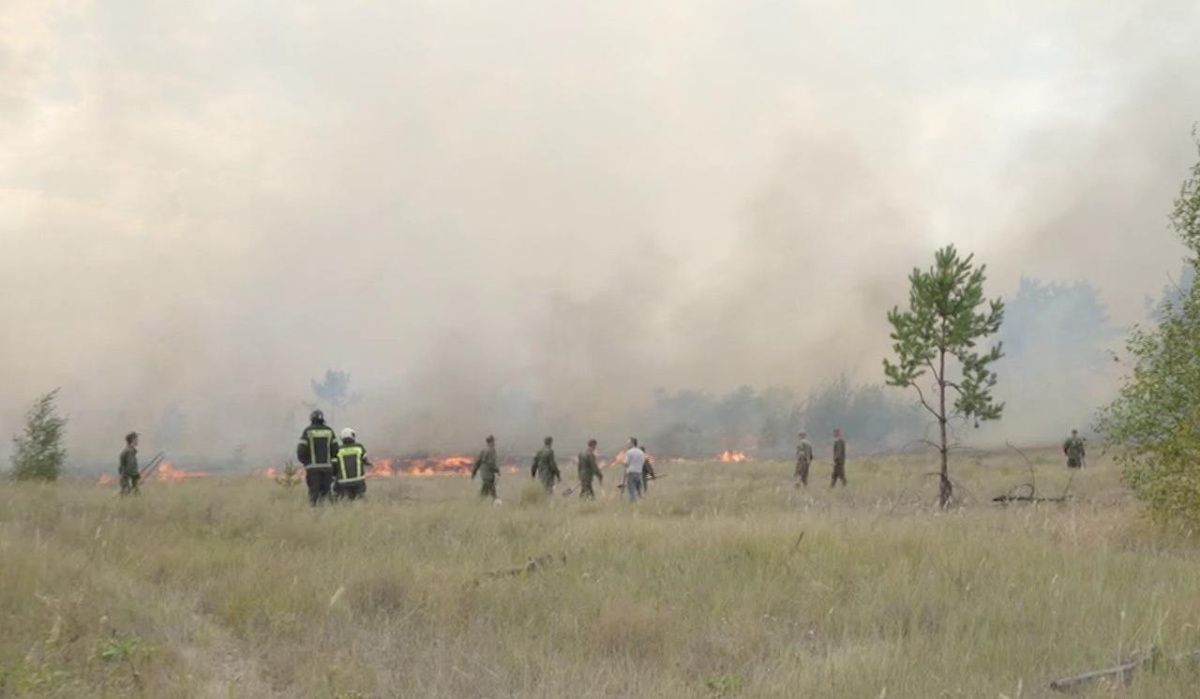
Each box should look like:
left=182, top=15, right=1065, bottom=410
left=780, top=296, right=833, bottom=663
left=2, top=2, right=1199, bottom=466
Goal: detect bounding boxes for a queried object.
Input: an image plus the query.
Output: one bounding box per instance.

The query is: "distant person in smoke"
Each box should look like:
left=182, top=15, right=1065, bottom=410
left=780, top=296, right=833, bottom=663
left=119, top=431, right=140, bottom=495
left=1063, top=429, right=1086, bottom=469
left=332, top=427, right=369, bottom=501
left=795, top=431, right=814, bottom=487
left=577, top=439, right=603, bottom=499
left=472, top=434, right=500, bottom=500
left=297, top=409, right=337, bottom=506
left=622, top=437, right=647, bottom=502
left=831, top=429, right=847, bottom=487
left=531, top=436, right=561, bottom=493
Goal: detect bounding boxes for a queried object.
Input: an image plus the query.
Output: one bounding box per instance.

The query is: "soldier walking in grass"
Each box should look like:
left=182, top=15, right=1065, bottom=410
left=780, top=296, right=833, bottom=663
left=332, top=427, right=369, bottom=501
left=472, top=435, right=500, bottom=500
left=119, top=431, right=140, bottom=495
left=297, top=409, right=337, bottom=506
left=831, top=429, right=847, bottom=487
left=1063, top=429, right=1086, bottom=469
left=795, top=431, right=814, bottom=487
left=577, top=439, right=603, bottom=499
left=531, top=436, right=561, bottom=493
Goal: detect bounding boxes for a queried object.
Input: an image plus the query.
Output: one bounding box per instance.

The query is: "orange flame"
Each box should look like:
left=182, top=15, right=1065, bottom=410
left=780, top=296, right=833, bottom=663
left=717, top=450, right=748, bottom=463
left=401, top=455, right=473, bottom=477
left=367, top=458, right=397, bottom=478
left=97, top=473, right=117, bottom=486
left=366, top=456, right=475, bottom=478
left=154, top=461, right=212, bottom=482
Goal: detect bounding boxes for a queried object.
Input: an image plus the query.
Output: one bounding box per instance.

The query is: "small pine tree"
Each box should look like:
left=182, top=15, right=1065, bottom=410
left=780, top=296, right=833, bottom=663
left=11, top=389, right=68, bottom=482
left=883, top=245, right=1005, bottom=507
left=310, top=369, right=352, bottom=424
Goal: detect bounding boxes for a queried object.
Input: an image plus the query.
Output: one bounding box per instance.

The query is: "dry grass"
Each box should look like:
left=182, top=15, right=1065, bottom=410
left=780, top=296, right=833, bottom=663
left=3, top=448, right=1200, bottom=697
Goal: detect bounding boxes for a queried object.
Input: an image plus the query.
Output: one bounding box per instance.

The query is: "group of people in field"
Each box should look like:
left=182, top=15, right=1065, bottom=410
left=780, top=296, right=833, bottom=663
left=793, top=429, right=848, bottom=488
left=469, top=434, right=657, bottom=503
left=116, top=413, right=1089, bottom=504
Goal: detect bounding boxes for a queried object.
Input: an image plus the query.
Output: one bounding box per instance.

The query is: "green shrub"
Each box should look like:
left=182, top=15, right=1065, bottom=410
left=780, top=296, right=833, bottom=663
left=10, top=390, right=67, bottom=482
left=1099, top=129, right=1200, bottom=528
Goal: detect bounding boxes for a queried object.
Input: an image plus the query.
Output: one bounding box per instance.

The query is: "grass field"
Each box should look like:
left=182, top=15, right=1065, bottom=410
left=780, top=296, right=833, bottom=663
left=3, top=448, right=1200, bottom=698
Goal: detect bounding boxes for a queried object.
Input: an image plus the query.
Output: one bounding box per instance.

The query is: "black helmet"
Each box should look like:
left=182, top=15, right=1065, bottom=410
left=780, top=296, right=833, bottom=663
left=310, top=409, right=325, bottom=424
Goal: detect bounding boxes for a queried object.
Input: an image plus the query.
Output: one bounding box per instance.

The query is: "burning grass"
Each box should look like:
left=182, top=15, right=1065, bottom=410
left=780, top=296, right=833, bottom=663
left=5, top=450, right=1200, bottom=697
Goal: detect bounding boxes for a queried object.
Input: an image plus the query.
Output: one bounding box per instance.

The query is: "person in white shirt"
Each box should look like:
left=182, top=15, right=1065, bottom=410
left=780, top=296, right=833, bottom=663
left=622, top=437, right=647, bottom=502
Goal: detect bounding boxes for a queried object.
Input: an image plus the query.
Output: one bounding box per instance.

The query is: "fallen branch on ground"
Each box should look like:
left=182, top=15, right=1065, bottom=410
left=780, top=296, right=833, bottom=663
left=993, top=443, right=1074, bottom=505
left=992, top=494, right=1069, bottom=504
left=1049, top=647, right=1200, bottom=693
left=467, top=553, right=566, bottom=587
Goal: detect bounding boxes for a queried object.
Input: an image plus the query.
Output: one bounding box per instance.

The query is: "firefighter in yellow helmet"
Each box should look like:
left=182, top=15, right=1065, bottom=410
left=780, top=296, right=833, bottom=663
left=332, top=427, right=370, bottom=501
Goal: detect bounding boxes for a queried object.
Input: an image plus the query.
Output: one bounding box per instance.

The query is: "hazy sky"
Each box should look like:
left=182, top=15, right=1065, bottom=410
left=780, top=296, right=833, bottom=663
left=3, top=1, right=1199, bottom=463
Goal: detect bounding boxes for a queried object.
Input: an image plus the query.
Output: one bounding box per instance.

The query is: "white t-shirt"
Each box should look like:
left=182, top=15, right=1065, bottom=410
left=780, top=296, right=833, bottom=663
left=623, top=447, right=646, bottom=474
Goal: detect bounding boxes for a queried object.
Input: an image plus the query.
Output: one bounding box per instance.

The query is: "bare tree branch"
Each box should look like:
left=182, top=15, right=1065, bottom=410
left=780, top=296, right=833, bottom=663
left=911, top=382, right=943, bottom=422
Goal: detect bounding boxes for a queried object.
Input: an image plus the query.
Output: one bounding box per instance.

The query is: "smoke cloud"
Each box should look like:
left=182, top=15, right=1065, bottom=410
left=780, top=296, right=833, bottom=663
left=2, top=1, right=1199, bottom=465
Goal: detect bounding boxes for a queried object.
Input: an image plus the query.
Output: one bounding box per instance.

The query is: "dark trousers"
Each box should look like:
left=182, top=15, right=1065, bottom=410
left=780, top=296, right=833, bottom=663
left=120, top=473, right=140, bottom=495
left=579, top=480, right=595, bottom=499
left=305, top=467, right=334, bottom=505
left=480, top=477, right=497, bottom=500
left=831, top=461, right=847, bottom=487
left=334, top=480, right=366, bottom=501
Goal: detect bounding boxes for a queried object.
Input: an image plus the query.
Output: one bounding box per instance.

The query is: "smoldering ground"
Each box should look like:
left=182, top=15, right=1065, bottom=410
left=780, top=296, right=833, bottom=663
left=2, top=1, right=1199, bottom=465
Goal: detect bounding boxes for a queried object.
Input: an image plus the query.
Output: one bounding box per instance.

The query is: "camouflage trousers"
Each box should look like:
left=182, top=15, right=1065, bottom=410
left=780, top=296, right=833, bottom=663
left=794, top=460, right=810, bottom=487
left=579, top=480, right=596, bottom=499
left=479, top=477, right=497, bottom=500
left=1067, top=457, right=1083, bottom=469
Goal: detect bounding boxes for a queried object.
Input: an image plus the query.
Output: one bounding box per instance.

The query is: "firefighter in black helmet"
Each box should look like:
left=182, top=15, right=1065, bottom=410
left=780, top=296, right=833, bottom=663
left=297, top=409, right=336, bottom=505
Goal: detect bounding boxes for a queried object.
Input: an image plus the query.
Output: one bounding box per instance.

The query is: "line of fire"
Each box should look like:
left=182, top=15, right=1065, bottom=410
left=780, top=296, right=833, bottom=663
left=94, top=450, right=752, bottom=484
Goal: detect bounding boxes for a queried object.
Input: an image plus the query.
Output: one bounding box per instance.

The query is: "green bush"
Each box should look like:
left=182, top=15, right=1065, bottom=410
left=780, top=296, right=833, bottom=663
left=10, top=390, right=67, bottom=482
left=1099, top=129, right=1200, bottom=527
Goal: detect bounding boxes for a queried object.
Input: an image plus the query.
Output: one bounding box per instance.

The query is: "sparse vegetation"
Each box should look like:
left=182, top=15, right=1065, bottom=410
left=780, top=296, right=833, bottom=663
left=275, top=458, right=303, bottom=488
left=2, top=452, right=1199, bottom=697
left=10, top=389, right=67, bottom=482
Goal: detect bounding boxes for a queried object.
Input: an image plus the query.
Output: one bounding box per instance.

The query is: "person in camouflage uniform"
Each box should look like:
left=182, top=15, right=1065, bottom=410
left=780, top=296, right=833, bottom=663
left=795, top=431, right=814, bottom=487
left=831, top=429, right=847, bottom=487
left=577, top=439, right=603, bottom=499
left=472, top=434, right=500, bottom=500
left=642, top=445, right=656, bottom=492
left=119, top=431, right=140, bottom=495
left=531, top=436, right=561, bottom=493
left=1063, top=429, right=1086, bottom=469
